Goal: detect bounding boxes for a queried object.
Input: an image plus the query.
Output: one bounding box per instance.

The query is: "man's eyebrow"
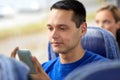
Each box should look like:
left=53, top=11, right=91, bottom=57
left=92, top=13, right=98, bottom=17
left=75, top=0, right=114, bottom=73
left=56, top=24, right=69, bottom=27
left=47, top=24, right=51, bottom=27
left=47, top=24, right=68, bottom=27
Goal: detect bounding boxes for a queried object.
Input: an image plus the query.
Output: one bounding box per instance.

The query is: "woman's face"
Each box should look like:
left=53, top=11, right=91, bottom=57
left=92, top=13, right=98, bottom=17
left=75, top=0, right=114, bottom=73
left=95, top=10, right=119, bottom=37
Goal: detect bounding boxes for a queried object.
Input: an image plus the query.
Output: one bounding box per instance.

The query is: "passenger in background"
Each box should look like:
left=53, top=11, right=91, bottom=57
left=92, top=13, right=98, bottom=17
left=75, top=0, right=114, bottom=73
left=95, top=4, right=120, bottom=50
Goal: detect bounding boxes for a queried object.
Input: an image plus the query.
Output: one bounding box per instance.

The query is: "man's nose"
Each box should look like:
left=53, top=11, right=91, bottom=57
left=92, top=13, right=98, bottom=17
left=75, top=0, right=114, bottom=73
left=50, top=29, right=59, bottom=39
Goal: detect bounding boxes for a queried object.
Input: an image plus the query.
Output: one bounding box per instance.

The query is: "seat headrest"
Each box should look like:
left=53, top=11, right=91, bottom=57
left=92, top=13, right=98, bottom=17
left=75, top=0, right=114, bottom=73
left=81, top=27, right=120, bottom=59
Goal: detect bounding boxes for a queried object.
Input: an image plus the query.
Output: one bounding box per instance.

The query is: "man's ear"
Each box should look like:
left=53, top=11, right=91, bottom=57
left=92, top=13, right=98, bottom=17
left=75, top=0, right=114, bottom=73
left=79, top=22, right=87, bottom=36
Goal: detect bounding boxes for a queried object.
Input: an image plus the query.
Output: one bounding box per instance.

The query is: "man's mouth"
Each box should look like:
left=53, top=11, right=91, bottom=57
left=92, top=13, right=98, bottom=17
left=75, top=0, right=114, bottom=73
left=51, top=41, right=63, bottom=47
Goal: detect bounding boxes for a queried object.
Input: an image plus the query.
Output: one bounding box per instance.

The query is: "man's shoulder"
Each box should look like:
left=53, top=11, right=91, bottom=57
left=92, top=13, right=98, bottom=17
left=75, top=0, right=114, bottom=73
left=85, top=50, right=110, bottom=62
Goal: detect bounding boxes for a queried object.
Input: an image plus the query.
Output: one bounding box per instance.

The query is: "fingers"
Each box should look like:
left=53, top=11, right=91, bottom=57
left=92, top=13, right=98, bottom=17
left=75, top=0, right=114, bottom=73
left=30, top=74, right=41, bottom=80
left=11, top=46, right=19, bottom=58
left=32, top=57, right=49, bottom=75
left=31, top=57, right=50, bottom=80
left=32, top=57, right=43, bottom=73
left=30, top=74, right=50, bottom=80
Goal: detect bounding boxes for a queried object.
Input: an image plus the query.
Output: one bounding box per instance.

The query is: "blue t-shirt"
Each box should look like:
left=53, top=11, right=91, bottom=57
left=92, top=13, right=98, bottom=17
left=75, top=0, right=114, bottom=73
left=42, top=50, right=110, bottom=80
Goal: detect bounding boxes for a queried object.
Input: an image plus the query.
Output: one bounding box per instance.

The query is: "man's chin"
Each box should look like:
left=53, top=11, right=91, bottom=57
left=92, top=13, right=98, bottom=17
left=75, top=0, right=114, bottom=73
left=53, top=50, right=60, bottom=53
left=53, top=50, right=66, bottom=54
left=53, top=47, right=66, bottom=53
left=53, top=49, right=61, bottom=53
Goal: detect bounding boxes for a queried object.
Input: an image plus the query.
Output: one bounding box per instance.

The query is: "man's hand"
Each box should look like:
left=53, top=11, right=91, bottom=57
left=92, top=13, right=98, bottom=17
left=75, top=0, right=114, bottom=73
left=11, top=46, right=19, bottom=58
left=31, top=57, right=50, bottom=80
left=10, top=47, right=50, bottom=80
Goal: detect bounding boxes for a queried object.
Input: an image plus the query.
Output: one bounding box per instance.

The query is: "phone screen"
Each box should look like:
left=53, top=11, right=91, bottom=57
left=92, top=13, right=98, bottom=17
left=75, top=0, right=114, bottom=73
left=17, top=50, right=36, bottom=74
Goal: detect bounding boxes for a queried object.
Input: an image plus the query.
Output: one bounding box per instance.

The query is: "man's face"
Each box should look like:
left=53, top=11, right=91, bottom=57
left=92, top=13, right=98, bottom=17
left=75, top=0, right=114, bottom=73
left=47, top=9, right=83, bottom=54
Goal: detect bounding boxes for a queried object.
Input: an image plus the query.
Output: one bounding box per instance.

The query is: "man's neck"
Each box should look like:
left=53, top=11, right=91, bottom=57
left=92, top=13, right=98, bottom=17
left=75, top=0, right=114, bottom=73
left=59, top=48, right=85, bottom=64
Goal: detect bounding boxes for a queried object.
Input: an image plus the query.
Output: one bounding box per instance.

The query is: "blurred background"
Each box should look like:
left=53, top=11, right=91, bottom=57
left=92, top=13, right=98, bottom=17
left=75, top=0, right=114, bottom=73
left=0, top=0, right=119, bottom=63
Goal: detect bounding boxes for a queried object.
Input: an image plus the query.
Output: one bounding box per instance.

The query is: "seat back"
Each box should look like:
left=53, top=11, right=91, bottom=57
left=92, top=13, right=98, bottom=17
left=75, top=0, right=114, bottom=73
left=81, top=27, right=120, bottom=59
left=48, top=27, right=120, bottom=60
left=65, top=61, right=120, bottom=80
left=0, top=54, right=30, bottom=80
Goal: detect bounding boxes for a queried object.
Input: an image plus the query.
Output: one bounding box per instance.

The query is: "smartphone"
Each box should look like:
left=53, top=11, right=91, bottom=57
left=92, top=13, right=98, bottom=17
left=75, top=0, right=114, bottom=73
left=17, top=50, right=36, bottom=74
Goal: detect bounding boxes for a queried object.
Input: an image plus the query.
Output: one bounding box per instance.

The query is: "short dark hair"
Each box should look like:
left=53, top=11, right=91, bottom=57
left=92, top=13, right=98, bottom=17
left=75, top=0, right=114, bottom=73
left=50, top=0, right=86, bottom=28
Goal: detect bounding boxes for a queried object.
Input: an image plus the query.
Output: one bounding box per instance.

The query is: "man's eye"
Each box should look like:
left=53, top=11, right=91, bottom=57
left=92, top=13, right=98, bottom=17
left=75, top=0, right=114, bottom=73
left=95, top=20, right=99, bottom=24
left=48, top=27, right=53, bottom=31
left=104, top=20, right=110, bottom=24
left=60, top=27, right=65, bottom=30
